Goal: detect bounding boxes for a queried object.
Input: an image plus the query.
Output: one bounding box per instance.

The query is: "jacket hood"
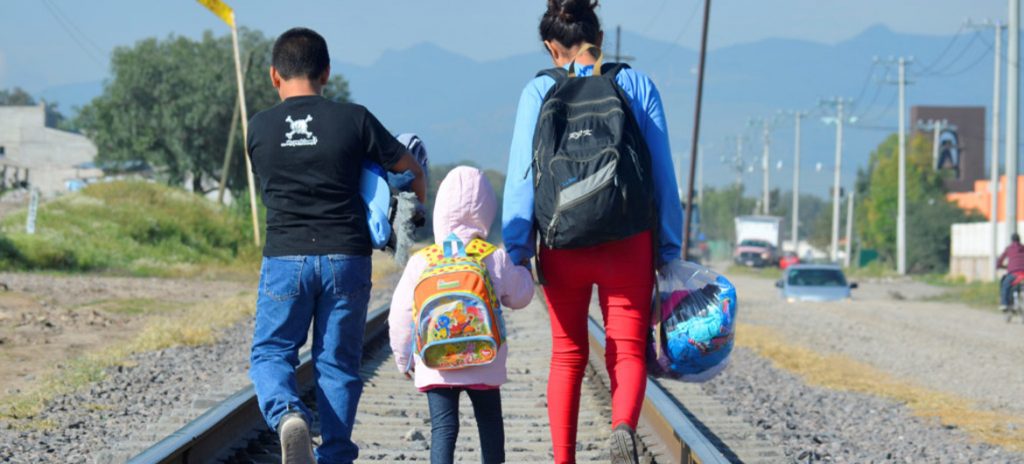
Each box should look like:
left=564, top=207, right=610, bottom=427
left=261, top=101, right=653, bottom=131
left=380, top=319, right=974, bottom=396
left=432, top=166, right=497, bottom=245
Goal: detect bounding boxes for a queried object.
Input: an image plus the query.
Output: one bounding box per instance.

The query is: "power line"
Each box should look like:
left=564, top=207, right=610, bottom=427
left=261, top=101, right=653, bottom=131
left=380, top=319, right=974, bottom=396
left=40, top=0, right=104, bottom=68
left=916, top=31, right=984, bottom=77
left=640, top=0, right=671, bottom=32
left=850, top=61, right=880, bottom=108
left=648, top=1, right=702, bottom=66
left=914, top=23, right=967, bottom=75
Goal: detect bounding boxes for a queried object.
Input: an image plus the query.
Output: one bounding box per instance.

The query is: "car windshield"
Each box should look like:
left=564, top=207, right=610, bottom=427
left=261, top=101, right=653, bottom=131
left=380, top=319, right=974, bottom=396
left=740, top=239, right=771, bottom=248
left=787, top=269, right=847, bottom=287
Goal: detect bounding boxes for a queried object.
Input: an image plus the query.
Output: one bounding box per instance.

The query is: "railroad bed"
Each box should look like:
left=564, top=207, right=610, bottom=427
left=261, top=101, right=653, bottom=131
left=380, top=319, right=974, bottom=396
left=132, top=294, right=780, bottom=463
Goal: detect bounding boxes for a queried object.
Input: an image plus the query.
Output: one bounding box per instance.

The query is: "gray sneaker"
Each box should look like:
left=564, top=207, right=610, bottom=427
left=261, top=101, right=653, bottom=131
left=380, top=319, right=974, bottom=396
left=278, top=412, right=315, bottom=464
left=610, top=423, right=639, bottom=464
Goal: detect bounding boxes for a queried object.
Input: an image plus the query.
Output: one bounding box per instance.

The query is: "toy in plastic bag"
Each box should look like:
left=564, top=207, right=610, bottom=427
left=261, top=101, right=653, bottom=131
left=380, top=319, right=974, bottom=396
left=648, top=260, right=737, bottom=382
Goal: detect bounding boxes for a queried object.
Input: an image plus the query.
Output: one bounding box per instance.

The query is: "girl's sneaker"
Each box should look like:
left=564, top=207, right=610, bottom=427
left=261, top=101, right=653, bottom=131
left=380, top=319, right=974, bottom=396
left=610, top=423, right=640, bottom=464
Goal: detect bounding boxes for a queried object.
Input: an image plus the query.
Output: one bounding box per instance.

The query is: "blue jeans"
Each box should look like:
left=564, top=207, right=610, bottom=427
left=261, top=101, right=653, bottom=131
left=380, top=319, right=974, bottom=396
left=426, top=387, right=505, bottom=464
left=249, top=254, right=372, bottom=464
left=1001, top=273, right=1020, bottom=306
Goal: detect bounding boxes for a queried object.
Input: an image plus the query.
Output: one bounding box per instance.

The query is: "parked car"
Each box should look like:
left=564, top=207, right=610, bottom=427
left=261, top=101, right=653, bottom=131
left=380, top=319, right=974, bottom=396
left=775, top=264, right=858, bottom=302
left=733, top=239, right=778, bottom=267
left=778, top=252, right=800, bottom=270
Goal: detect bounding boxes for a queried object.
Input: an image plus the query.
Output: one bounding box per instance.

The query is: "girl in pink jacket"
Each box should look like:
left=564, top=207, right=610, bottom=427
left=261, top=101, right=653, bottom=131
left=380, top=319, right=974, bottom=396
left=388, top=166, right=534, bottom=464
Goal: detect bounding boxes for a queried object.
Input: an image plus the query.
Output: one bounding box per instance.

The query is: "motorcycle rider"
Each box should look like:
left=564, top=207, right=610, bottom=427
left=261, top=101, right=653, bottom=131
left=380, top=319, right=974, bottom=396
left=997, top=233, right=1024, bottom=311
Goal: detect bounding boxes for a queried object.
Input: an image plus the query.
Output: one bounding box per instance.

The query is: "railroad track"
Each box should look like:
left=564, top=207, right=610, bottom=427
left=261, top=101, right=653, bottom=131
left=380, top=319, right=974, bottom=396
left=130, top=296, right=778, bottom=463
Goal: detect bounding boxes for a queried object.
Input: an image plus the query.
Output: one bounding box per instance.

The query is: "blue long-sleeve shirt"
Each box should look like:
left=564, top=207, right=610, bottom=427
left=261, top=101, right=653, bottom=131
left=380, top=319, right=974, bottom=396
left=502, top=64, right=683, bottom=266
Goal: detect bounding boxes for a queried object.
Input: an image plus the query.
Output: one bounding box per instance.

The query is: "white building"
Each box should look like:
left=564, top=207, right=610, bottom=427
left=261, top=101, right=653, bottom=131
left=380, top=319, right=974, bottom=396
left=0, top=103, right=101, bottom=195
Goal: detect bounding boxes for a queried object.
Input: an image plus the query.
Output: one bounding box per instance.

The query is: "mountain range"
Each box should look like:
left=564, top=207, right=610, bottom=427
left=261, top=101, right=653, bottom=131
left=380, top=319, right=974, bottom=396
left=38, top=24, right=1005, bottom=197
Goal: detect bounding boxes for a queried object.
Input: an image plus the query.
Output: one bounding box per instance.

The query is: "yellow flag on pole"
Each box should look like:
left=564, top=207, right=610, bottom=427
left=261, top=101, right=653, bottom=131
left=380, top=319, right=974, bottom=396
left=196, top=0, right=235, bottom=27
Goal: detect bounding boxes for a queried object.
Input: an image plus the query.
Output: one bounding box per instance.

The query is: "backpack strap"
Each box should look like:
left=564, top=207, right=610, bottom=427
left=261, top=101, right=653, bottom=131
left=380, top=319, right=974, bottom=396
left=601, top=62, right=630, bottom=78
left=417, top=243, right=443, bottom=266
left=465, top=238, right=497, bottom=260
left=536, top=67, right=569, bottom=85
left=442, top=233, right=468, bottom=259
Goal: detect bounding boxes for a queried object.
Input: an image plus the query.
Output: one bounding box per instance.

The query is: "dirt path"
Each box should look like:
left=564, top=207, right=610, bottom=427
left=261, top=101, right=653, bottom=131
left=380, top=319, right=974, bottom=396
left=0, top=272, right=252, bottom=397
left=727, top=271, right=1024, bottom=416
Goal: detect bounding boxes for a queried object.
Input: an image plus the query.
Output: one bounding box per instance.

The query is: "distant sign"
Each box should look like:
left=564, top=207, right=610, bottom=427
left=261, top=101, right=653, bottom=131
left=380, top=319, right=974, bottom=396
left=26, top=189, right=39, bottom=235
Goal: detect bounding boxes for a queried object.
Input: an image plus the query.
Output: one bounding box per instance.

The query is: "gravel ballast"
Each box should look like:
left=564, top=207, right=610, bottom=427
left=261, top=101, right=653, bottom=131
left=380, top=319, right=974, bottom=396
left=701, top=347, right=1024, bottom=463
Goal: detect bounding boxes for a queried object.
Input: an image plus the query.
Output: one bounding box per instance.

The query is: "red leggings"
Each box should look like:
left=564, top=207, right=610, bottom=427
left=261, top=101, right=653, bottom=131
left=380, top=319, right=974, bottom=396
left=539, top=231, right=653, bottom=464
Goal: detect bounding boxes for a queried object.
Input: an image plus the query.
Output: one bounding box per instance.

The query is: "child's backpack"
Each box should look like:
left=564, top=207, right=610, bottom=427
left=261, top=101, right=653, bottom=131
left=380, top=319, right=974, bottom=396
left=649, top=261, right=737, bottom=382
left=412, top=234, right=504, bottom=370
left=531, top=45, right=656, bottom=250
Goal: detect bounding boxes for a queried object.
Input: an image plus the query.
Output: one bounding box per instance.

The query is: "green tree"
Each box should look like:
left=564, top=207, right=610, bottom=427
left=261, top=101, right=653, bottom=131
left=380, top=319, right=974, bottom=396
left=75, top=29, right=350, bottom=194
left=1, top=86, right=68, bottom=129
left=700, top=184, right=758, bottom=244
left=856, top=133, right=981, bottom=272
left=0, top=87, right=35, bottom=105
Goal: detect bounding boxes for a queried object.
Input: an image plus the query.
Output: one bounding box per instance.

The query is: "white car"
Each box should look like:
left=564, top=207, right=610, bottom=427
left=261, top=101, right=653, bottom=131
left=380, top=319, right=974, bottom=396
left=775, top=264, right=858, bottom=302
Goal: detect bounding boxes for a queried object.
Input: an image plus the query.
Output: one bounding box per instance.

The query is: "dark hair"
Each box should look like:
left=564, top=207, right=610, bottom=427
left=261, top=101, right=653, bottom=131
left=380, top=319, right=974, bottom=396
left=272, top=27, right=330, bottom=80
left=1014, top=233, right=1021, bottom=243
left=539, top=0, right=601, bottom=48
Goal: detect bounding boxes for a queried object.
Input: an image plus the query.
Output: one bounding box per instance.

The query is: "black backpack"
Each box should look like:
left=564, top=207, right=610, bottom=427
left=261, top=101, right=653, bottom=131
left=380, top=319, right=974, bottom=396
left=531, top=61, right=656, bottom=250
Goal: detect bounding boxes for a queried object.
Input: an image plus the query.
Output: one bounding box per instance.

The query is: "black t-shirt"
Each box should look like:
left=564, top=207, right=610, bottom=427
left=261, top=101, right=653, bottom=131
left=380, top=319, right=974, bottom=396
left=247, top=95, right=406, bottom=257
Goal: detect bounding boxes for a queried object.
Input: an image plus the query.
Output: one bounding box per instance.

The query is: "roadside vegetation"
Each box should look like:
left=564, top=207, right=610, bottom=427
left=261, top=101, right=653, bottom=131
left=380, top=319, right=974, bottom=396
left=919, top=275, right=999, bottom=310
left=0, top=181, right=260, bottom=277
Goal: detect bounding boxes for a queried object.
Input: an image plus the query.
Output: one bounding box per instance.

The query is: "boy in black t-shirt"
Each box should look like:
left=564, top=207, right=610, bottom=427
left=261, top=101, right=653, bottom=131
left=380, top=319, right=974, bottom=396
left=247, top=27, right=425, bottom=464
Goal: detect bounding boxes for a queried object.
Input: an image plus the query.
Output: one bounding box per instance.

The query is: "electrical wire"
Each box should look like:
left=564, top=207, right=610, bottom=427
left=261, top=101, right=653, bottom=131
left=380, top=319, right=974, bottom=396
left=914, top=23, right=967, bottom=75
left=929, top=43, right=993, bottom=78
left=640, top=0, right=671, bottom=33
left=916, top=32, right=984, bottom=77
left=849, top=61, right=879, bottom=108
left=647, top=1, right=702, bottom=66
left=855, top=89, right=897, bottom=126
left=40, top=0, right=104, bottom=67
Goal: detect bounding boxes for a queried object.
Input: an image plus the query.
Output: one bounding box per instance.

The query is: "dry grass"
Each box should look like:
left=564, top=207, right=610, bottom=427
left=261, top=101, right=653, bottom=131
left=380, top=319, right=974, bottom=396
left=0, top=293, right=255, bottom=423
left=737, top=323, right=1024, bottom=451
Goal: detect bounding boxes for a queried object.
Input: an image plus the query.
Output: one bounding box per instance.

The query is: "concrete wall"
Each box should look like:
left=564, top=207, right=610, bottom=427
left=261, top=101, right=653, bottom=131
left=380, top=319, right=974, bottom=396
left=949, top=221, right=1024, bottom=281
left=0, top=104, right=97, bottom=195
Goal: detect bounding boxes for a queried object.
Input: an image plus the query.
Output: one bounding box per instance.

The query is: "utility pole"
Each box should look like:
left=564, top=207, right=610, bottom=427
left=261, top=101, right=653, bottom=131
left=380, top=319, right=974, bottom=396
left=845, top=189, right=855, bottom=268
left=821, top=98, right=849, bottom=263
left=1008, top=0, right=1020, bottom=239
left=990, top=21, right=1006, bottom=280
left=897, top=56, right=908, bottom=275
left=680, top=0, right=711, bottom=262
left=698, top=145, right=705, bottom=203
left=967, top=21, right=1005, bottom=276
left=788, top=111, right=805, bottom=253
left=761, top=119, right=771, bottom=215
left=748, top=117, right=775, bottom=215
left=613, top=25, right=635, bottom=63
left=878, top=56, right=913, bottom=274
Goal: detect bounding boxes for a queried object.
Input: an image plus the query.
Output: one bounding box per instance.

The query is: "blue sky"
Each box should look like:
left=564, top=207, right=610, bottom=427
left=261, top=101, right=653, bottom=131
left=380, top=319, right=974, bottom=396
left=0, top=0, right=1009, bottom=93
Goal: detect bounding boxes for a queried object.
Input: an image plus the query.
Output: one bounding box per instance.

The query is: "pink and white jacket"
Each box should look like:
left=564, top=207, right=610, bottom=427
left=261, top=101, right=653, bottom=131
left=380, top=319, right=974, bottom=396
left=388, top=166, right=535, bottom=390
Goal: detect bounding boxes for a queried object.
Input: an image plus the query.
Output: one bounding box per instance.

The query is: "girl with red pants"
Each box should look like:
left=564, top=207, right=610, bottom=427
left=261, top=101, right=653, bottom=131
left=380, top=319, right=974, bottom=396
left=501, top=1, right=684, bottom=462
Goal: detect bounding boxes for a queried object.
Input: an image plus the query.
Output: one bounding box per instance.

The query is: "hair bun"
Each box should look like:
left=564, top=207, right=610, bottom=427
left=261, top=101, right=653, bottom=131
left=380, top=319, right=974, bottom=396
left=548, top=0, right=598, bottom=23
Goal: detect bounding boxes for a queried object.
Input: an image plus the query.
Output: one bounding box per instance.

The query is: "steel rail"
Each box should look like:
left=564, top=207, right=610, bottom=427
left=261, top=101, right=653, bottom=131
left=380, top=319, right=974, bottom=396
left=587, top=317, right=730, bottom=464
left=128, top=304, right=391, bottom=464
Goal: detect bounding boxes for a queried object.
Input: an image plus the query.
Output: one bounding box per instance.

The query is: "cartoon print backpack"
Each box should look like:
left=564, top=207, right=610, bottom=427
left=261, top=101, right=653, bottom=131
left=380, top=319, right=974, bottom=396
left=649, top=261, right=737, bottom=382
left=412, top=234, right=504, bottom=370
